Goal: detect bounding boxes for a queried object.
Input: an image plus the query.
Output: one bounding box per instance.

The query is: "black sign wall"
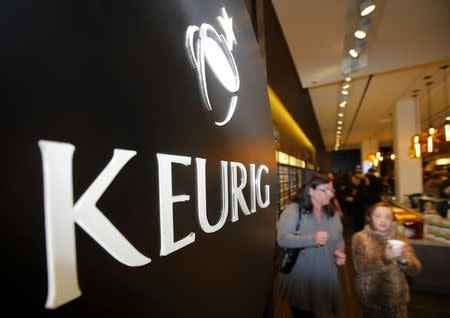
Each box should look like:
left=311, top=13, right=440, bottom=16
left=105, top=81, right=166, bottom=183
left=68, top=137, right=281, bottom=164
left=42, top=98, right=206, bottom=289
left=3, top=0, right=277, bottom=317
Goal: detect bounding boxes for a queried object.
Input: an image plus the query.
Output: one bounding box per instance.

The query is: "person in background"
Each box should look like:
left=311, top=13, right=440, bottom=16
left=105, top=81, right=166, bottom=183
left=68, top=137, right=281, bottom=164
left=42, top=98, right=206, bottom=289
left=328, top=172, right=344, bottom=219
left=366, top=168, right=383, bottom=205
left=423, top=173, right=443, bottom=197
left=345, top=173, right=369, bottom=232
left=334, top=171, right=351, bottom=215
left=277, top=175, right=346, bottom=318
left=439, top=175, right=450, bottom=198
left=351, top=202, right=421, bottom=318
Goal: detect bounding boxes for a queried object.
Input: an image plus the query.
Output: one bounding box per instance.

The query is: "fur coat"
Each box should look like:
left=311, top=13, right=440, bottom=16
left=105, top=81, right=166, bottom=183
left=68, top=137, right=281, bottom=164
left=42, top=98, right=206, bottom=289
left=351, top=225, right=421, bottom=313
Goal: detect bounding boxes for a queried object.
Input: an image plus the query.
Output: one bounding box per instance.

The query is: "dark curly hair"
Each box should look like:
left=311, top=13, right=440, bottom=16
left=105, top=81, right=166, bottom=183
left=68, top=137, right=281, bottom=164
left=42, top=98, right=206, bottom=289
left=293, top=174, right=336, bottom=217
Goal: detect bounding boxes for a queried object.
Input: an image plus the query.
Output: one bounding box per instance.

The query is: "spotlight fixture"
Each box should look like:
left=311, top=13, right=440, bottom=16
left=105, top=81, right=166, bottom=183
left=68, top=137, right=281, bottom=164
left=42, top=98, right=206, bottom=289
left=359, top=0, right=376, bottom=16
left=341, top=89, right=349, bottom=95
left=354, top=17, right=372, bottom=39
left=345, top=77, right=352, bottom=82
left=349, top=41, right=367, bottom=58
left=445, top=119, right=450, bottom=142
left=343, top=83, right=350, bottom=89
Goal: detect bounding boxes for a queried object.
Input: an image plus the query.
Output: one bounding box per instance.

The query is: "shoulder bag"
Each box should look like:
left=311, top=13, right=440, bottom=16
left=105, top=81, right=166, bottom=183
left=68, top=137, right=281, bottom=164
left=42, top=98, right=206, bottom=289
left=279, top=211, right=304, bottom=274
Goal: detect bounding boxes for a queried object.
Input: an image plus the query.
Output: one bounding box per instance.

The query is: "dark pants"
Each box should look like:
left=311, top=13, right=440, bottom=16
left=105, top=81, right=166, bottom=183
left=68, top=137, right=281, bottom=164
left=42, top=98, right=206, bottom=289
left=290, top=306, right=316, bottom=318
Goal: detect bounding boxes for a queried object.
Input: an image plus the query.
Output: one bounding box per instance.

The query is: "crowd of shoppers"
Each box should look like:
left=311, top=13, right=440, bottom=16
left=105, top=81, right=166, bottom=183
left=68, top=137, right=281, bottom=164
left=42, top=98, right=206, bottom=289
left=277, top=170, right=422, bottom=318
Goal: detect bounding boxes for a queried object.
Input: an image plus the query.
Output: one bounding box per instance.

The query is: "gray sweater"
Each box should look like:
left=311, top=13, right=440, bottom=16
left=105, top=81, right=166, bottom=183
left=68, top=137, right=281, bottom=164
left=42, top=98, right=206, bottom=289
left=277, top=202, right=345, bottom=318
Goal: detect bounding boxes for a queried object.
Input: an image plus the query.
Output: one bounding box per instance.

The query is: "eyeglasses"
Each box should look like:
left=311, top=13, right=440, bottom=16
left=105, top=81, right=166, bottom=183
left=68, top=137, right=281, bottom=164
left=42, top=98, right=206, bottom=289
left=316, top=188, right=335, bottom=195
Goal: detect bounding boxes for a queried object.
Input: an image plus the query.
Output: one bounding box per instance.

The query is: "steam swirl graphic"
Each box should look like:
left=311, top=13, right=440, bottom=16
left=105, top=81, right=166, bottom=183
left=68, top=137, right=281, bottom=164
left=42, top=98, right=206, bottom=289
left=185, top=8, right=240, bottom=127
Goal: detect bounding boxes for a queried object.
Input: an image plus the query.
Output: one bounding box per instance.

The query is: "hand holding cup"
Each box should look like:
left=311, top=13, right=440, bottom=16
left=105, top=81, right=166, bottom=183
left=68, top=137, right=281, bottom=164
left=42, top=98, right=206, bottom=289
left=315, top=231, right=329, bottom=246
left=385, top=239, right=405, bottom=259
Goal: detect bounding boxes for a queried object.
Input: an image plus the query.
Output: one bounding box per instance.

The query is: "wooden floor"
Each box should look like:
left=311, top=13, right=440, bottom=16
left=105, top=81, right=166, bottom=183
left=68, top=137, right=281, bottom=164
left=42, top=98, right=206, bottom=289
left=272, top=217, right=450, bottom=318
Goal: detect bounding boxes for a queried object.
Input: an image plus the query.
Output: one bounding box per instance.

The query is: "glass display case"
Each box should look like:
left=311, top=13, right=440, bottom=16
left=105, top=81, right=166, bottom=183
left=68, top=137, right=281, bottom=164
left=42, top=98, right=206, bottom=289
left=275, top=150, right=316, bottom=217
left=276, top=165, right=317, bottom=216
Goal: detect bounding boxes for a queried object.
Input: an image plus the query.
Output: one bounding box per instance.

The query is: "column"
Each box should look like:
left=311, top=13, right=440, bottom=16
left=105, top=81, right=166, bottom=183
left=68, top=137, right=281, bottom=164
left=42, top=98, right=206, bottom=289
left=393, top=97, right=423, bottom=204
left=361, top=138, right=379, bottom=173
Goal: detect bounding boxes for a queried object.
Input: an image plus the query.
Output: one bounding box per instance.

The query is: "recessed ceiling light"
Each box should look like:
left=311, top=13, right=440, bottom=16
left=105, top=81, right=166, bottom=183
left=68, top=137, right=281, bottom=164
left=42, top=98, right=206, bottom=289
left=360, top=0, right=376, bottom=16
left=343, top=83, right=350, bottom=89
left=341, top=90, right=349, bottom=95
left=354, top=17, right=372, bottom=39
left=349, top=49, right=358, bottom=58
left=349, top=41, right=367, bottom=58
left=354, top=30, right=366, bottom=39
left=339, top=101, right=347, bottom=107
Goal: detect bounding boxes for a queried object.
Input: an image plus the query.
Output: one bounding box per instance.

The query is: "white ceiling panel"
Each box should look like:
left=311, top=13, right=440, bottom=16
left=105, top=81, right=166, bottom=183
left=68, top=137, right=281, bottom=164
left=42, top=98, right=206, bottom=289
left=271, top=0, right=450, bottom=151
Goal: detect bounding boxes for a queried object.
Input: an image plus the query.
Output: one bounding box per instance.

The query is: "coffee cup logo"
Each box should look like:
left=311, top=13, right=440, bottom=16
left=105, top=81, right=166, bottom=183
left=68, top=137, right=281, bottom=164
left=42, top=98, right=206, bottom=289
left=185, top=8, right=240, bottom=126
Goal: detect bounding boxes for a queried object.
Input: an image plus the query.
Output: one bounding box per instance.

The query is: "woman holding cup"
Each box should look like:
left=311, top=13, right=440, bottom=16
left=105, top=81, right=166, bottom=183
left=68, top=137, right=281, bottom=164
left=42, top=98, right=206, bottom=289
left=351, top=202, right=421, bottom=318
left=278, top=175, right=346, bottom=318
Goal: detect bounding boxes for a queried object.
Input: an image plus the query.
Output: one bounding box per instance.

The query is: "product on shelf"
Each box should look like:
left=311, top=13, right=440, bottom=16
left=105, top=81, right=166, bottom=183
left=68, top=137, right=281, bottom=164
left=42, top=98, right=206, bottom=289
left=393, top=209, right=423, bottom=239
left=423, top=214, right=450, bottom=244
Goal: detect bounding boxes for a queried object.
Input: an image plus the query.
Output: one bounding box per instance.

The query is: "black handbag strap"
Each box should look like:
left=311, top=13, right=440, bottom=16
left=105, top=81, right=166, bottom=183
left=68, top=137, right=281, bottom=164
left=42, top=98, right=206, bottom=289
left=294, top=209, right=303, bottom=234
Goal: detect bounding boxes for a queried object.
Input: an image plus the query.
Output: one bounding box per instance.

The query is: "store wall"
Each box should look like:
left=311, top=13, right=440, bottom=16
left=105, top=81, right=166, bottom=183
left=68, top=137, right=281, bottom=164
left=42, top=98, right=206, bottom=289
left=262, top=0, right=331, bottom=172
left=3, top=1, right=277, bottom=316
left=331, top=149, right=362, bottom=173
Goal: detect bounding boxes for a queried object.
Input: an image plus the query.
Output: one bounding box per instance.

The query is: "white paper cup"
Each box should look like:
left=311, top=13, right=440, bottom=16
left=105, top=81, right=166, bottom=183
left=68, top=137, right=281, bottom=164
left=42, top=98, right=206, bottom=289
left=387, top=239, right=405, bottom=256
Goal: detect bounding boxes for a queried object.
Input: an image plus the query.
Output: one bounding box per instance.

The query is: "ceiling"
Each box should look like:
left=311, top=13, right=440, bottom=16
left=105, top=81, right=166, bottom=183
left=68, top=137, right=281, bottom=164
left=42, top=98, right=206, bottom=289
left=271, top=0, right=450, bottom=152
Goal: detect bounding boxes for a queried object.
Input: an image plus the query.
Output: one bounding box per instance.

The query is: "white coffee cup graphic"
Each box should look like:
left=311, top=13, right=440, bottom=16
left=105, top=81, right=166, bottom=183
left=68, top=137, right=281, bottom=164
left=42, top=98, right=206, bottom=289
left=185, top=8, right=240, bottom=127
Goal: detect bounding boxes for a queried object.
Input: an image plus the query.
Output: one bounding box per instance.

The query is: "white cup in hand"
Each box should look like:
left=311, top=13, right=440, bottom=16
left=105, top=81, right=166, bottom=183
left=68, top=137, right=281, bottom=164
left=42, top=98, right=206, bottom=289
left=387, top=239, right=405, bottom=258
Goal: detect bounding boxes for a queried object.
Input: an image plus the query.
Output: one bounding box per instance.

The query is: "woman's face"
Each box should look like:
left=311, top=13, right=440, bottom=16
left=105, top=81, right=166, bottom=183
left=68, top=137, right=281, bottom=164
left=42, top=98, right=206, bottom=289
left=310, top=181, right=335, bottom=208
left=370, top=206, right=394, bottom=235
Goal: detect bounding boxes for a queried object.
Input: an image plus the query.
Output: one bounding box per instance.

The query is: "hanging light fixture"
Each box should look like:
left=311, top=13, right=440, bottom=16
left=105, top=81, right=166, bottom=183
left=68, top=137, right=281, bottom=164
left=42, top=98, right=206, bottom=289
left=407, top=64, right=450, bottom=158
left=427, top=127, right=435, bottom=153
left=424, top=77, right=434, bottom=153
left=441, top=65, right=450, bottom=141
left=445, top=117, right=450, bottom=142
left=413, top=135, right=421, bottom=158
left=409, top=90, right=422, bottom=158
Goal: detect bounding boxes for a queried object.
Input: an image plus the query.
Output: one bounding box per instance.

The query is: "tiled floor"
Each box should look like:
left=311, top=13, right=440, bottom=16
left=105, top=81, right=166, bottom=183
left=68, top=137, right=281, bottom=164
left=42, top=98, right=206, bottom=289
left=272, top=216, right=450, bottom=318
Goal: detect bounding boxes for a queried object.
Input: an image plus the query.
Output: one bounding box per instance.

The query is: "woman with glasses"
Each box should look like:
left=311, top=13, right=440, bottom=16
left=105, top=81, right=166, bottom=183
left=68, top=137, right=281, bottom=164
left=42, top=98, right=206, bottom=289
left=277, top=175, right=346, bottom=318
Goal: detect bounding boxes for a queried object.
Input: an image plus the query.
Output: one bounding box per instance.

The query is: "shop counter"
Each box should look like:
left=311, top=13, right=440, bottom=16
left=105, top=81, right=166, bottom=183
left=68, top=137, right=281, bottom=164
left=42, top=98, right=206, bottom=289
left=390, top=202, right=450, bottom=295
left=409, top=238, right=450, bottom=294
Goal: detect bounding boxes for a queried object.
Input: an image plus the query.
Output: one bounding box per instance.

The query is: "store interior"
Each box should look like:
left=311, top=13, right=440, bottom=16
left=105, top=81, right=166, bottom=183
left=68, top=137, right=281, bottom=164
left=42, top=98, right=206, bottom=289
left=4, top=0, right=449, bottom=316
left=245, top=0, right=450, bottom=317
